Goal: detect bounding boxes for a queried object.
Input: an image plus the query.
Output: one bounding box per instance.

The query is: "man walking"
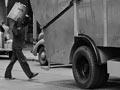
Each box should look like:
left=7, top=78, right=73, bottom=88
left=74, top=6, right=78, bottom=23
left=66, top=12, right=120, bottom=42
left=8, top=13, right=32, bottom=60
left=4, top=15, right=38, bottom=80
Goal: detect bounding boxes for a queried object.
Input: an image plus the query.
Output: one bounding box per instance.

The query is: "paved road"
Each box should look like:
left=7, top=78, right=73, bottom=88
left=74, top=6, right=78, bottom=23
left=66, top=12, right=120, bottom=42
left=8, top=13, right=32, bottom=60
left=1, top=56, right=120, bottom=90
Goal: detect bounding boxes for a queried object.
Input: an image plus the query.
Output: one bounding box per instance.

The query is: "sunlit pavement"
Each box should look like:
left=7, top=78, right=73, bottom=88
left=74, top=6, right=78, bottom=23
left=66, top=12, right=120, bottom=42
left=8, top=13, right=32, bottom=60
left=1, top=51, right=120, bottom=90
left=0, top=60, right=79, bottom=90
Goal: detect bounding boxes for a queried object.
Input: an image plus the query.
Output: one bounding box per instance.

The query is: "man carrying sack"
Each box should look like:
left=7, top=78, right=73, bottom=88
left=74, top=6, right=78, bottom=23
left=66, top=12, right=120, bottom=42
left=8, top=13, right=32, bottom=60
left=4, top=2, right=38, bottom=80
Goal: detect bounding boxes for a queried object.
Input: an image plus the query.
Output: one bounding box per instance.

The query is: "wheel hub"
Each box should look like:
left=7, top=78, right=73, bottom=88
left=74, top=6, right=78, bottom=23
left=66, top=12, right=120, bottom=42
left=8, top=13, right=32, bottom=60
left=40, top=51, right=46, bottom=59
left=76, top=56, right=90, bottom=81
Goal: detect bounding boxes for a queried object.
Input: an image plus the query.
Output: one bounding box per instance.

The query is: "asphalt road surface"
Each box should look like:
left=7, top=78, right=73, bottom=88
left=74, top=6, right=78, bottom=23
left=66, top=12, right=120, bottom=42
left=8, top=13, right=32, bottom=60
left=0, top=56, right=120, bottom=90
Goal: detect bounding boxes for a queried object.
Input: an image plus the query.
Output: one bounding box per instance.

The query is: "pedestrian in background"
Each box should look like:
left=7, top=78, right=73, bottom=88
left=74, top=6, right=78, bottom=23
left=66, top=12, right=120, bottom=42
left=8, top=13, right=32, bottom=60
left=4, top=15, right=39, bottom=80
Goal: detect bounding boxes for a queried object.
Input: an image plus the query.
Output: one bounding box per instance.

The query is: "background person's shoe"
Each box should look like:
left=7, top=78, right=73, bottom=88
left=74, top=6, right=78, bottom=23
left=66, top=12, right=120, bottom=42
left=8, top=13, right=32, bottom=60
left=29, top=73, right=39, bottom=79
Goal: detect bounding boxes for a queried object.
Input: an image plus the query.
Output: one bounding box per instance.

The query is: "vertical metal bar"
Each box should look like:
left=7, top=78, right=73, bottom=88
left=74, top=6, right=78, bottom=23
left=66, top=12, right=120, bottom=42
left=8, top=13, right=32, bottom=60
left=5, top=0, right=8, bottom=23
left=90, top=0, right=95, bottom=25
left=74, top=0, right=79, bottom=36
left=103, top=0, right=108, bottom=46
left=33, top=14, right=37, bottom=42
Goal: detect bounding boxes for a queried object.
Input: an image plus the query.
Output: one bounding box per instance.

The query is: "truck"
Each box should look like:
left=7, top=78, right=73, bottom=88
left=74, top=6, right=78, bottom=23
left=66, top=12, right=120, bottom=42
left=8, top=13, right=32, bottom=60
left=30, top=0, right=120, bottom=89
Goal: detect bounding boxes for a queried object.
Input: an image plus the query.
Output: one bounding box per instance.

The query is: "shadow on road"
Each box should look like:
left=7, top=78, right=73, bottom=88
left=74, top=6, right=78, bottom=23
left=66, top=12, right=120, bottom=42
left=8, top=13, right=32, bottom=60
left=43, top=79, right=79, bottom=89
left=1, top=75, right=120, bottom=89
left=44, top=77, right=120, bottom=90
left=33, top=64, right=120, bottom=89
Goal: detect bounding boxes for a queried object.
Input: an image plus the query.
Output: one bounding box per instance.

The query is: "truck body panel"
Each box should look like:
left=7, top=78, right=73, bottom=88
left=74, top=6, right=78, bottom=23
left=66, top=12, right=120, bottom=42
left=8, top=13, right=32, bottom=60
left=78, top=0, right=104, bottom=46
left=107, top=0, right=120, bottom=47
left=31, top=0, right=74, bottom=64
left=77, top=0, right=120, bottom=47
left=30, top=0, right=120, bottom=64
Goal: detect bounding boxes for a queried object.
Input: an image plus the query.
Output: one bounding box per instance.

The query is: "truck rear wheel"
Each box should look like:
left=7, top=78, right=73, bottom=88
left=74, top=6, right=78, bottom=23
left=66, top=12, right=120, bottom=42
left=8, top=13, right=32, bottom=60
left=38, top=47, right=48, bottom=66
left=72, top=46, right=108, bottom=89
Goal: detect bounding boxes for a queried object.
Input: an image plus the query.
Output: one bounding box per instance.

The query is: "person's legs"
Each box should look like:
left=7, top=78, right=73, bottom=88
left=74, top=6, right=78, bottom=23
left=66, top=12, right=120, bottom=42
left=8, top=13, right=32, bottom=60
left=15, top=48, right=38, bottom=79
left=5, top=50, right=17, bottom=78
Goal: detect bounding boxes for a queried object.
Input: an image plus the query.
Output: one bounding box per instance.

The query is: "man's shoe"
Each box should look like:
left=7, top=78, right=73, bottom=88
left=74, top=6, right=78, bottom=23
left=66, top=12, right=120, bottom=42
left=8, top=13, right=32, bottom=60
left=5, top=77, right=16, bottom=80
left=29, top=73, right=39, bottom=79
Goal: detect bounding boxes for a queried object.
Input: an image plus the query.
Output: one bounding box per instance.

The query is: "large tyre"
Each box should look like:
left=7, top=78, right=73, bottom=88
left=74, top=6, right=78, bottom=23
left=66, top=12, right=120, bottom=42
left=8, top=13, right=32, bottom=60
left=72, top=46, right=108, bottom=89
left=38, top=47, right=48, bottom=66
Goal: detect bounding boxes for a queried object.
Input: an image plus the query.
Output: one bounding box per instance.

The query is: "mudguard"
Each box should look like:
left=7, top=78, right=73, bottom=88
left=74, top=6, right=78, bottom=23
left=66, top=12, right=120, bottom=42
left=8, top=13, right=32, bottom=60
left=70, top=34, right=102, bottom=64
left=31, top=39, right=45, bottom=56
left=38, top=31, right=44, bottom=41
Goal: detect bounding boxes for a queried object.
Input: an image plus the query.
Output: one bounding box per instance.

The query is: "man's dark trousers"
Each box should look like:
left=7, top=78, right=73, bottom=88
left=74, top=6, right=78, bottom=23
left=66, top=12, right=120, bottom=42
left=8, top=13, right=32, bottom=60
left=5, top=16, right=38, bottom=79
left=5, top=48, right=33, bottom=78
